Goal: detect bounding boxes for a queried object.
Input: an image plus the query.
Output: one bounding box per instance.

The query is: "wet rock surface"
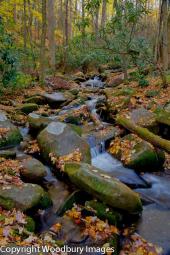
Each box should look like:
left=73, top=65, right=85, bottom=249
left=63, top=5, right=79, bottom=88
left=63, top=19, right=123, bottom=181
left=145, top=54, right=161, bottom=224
left=64, top=162, right=142, bottom=213
left=0, top=183, right=50, bottom=211
left=137, top=204, right=170, bottom=253
left=0, top=111, right=22, bottom=148
left=21, top=157, right=47, bottom=182
left=37, top=121, right=91, bottom=164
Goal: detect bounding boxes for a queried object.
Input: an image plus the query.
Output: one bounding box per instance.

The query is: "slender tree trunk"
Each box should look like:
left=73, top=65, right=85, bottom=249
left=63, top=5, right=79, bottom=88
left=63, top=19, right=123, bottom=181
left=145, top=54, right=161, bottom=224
left=65, top=0, right=69, bottom=46
left=162, top=0, right=168, bottom=70
left=69, top=0, right=72, bottom=38
left=101, top=0, right=107, bottom=27
left=40, top=0, right=47, bottom=83
left=63, top=0, right=69, bottom=69
left=168, top=14, right=170, bottom=68
left=47, top=0, right=56, bottom=71
left=155, top=0, right=169, bottom=71
left=94, top=7, right=99, bottom=35
left=13, top=0, right=17, bottom=23
left=82, top=0, right=85, bottom=44
left=23, top=0, right=27, bottom=51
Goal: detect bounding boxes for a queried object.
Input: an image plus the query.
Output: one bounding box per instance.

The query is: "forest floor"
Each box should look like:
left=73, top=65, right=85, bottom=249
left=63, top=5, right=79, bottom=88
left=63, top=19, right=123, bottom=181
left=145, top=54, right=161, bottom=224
left=0, top=69, right=169, bottom=255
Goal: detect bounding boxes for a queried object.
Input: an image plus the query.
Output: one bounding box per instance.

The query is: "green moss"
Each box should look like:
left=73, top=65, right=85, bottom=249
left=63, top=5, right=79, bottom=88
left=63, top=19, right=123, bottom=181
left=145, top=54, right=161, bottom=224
left=0, top=128, right=22, bottom=148
left=25, top=96, right=45, bottom=105
left=114, top=88, right=135, bottom=96
left=129, top=142, right=164, bottom=171
left=25, top=217, right=35, bottom=232
left=39, top=192, right=52, bottom=209
left=70, top=89, right=79, bottom=96
left=0, top=196, right=14, bottom=210
left=65, top=162, right=142, bottom=214
left=85, top=200, right=122, bottom=226
left=65, top=115, right=82, bottom=125
left=145, top=90, right=159, bottom=97
left=155, top=110, right=170, bottom=126
left=139, top=79, right=149, bottom=87
left=20, top=103, right=39, bottom=114
left=70, top=124, right=82, bottom=136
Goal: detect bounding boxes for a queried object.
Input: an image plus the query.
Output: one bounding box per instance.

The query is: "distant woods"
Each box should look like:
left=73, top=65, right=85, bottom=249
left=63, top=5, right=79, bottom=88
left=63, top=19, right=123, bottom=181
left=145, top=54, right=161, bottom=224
left=0, top=0, right=170, bottom=83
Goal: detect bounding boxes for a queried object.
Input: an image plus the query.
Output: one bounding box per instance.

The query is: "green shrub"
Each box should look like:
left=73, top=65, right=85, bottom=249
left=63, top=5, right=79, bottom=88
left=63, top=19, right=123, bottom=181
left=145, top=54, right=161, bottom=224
left=139, top=79, right=149, bottom=87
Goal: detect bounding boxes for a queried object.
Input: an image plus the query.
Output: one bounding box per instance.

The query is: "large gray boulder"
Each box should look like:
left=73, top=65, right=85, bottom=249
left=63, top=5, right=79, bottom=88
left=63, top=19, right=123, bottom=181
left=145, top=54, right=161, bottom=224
left=0, top=183, right=51, bottom=211
left=37, top=122, right=91, bottom=164
left=0, top=111, right=22, bottom=148
left=64, top=162, right=142, bottom=214
left=21, top=157, right=47, bottom=182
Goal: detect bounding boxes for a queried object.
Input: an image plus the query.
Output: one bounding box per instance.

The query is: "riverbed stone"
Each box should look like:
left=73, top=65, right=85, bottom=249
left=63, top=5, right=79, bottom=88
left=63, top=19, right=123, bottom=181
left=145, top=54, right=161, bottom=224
left=64, top=162, right=142, bottom=214
left=137, top=204, right=170, bottom=253
left=28, top=113, right=52, bottom=132
left=24, top=95, right=46, bottom=105
left=0, top=183, right=50, bottom=211
left=37, top=122, right=91, bottom=164
left=57, top=105, right=90, bottom=125
left=20, top=103, right=39, bottom=114
left=0, top=149, right=16, bottom=159
left=21, top=157, right=47, bottom=182
left=130, top=108, right=158, bottom=133
left=0, top=111, right=22, bottom=148
left=121, top=134, right=165, bottom=172
left=42, top=92, right=74, bottom=107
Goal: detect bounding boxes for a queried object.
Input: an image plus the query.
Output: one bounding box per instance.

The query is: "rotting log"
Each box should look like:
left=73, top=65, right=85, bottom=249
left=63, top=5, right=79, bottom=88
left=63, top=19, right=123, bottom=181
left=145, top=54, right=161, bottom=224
left=116, top=115, right=170, bottom=153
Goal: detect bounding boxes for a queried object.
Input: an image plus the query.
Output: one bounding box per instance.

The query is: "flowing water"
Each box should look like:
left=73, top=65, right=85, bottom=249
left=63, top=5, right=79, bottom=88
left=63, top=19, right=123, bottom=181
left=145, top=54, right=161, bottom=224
left=18, top=81, right=170, bottom=253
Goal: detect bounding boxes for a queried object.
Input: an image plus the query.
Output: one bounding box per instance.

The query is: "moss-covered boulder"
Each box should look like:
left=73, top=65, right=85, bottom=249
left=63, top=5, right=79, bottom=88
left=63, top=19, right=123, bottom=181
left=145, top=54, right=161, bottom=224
left=130, top=108, right=158, bottom=133
left=0, top=183, right=51, bottom=211
left=0, top=111, right=22, bottom=148
left=21, top=157, right=47, bottom=182
left=122, top=134, right=165, bottom=171
left=0, top=150, right=16, bottom=159
left=20, top=103, right=39, bottom=114
left=42, top=92, right=74, bottom=107
left=24, top=95, right=45, bottom=105
left=37, top=122, right=91, bottom=164
left=155, top=109, right=170, bottom=127
left=57, top=105, right=90, bottom=125
left=64, top=162, right=142, bottom=214
left=28, top=113, right=52, bottom=132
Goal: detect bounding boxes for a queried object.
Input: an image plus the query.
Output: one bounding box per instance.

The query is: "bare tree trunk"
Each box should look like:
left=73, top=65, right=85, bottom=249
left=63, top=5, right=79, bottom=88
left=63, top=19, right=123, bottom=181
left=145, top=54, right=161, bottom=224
left=155, top=0, right=169, bottom=71
left=47, top=0, right=56, bottom=71
left=40, top=0, right=47, bottom=83
left=63, top=0, right=69, bottom=69
left=69, top=0, right=72, bottom=38
left=94, top=7, right=99, bottom=35
left=82, top=0, right=85, bottom=44
left=13, top=0, right=17, bottom=23
left=101, top=0, right=107, bottom=27
left=162, top=0, right=168, bottom=70
left=65, top=0, right=69, bottom=46
left=23, top=0, right=27, bottom=51
left=168, top=14, right=170, bottom=68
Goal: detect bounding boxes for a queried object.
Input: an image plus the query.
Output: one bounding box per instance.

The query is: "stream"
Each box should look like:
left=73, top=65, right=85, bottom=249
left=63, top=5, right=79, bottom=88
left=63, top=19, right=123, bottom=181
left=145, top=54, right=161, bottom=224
left=16, top=76, right=170, bottom=254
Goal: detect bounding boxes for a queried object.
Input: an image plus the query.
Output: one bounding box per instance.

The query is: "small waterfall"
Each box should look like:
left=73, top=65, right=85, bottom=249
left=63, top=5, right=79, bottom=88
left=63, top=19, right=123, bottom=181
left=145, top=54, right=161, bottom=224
left=87, top=135, right=106, bottom=158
